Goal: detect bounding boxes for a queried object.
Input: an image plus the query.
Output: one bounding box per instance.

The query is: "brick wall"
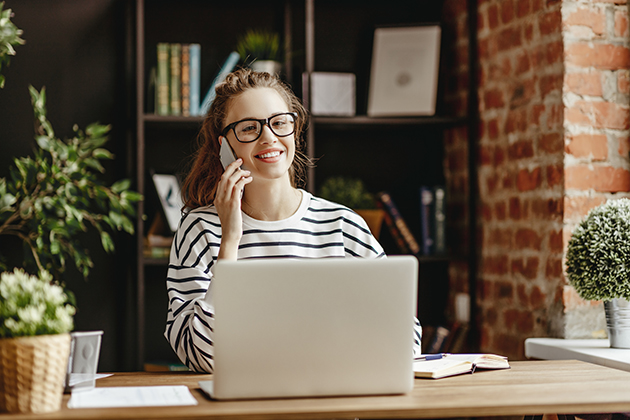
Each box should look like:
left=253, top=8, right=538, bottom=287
left=441, top=0, right=630, bottom=359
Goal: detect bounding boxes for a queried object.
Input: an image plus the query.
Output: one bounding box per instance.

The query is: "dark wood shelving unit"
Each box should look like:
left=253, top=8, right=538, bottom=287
left=132, top=0, right=478, bottom=368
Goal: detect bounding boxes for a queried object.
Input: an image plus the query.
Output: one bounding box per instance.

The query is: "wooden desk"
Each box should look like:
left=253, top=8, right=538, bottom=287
left=2, top=360, right=630, bottom=419
left=525, top=338, right=630, bottom=372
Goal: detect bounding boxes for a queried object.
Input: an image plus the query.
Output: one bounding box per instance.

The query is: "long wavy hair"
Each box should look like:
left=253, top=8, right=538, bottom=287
left=181, top=68, right=310, bottom=211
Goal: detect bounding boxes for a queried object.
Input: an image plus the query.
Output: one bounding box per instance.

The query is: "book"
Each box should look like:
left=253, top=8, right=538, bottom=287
left=156, top=43, right=170, bottom=115
left=433, top=185, right=446, bottom=255
left=414, top=353, right=510, bottom=379
left=180, top=44, right=190, bottom=116
left=199, top=51, right=241, bottom=115
left=376, top=191, right=420, bottom=255
left=144, top=361, right=189, bottom=372
left=425, top=325, right=450, bottom=354
left=169, top=43, right=182, bottom=116
left=188, top=43, right=201, bottom=116
left=419, top=186, right=434, bottom=255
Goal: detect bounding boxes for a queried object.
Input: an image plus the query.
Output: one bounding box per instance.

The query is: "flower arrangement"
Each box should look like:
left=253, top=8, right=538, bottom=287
left=565, top=198, right=630, bottom=301
left=0, top=268, right=75, bottom=338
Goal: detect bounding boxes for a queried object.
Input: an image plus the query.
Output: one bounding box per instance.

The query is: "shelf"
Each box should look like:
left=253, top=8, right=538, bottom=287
left=311, top=115, right=468, bottom=127
left=143, top=114, right=204, bottom=127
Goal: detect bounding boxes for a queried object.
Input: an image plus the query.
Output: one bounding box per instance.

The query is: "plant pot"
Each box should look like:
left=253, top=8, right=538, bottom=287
left=604, top=298, right=630, bottom=348
left=250, top=60, right=282, bottom=76
left=0, top=333, right=71, bottom=413
left=356, top=209, right=385, bottom=240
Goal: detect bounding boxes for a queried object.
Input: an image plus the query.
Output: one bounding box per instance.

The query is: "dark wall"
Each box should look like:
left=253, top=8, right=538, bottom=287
left=0, top=0, right=134, bottom=371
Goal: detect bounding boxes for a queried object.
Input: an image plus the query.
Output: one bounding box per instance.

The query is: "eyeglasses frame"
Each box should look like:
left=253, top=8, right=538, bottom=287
left=221, top=112, right=298, bottom=143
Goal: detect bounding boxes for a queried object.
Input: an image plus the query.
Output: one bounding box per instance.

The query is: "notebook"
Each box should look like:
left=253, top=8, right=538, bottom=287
left=199, top=255, right=418, bottom=400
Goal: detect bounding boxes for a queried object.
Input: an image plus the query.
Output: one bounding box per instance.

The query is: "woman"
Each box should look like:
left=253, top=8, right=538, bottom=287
left=165, top=68, right=421, bottom=373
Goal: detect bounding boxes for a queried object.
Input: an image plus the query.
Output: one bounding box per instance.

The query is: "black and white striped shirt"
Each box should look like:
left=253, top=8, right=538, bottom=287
left=165, top=190, right=422, bottom=373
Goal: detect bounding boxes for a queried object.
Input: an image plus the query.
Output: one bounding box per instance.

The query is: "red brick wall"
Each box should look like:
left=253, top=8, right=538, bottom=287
left=442, top=0, right=630, bottom=359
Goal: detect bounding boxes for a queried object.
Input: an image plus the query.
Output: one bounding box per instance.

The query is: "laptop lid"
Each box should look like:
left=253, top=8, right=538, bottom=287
left=208, top=256, right=418, bottom=400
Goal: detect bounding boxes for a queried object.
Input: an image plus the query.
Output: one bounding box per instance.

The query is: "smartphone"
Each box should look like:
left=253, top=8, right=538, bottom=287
left=219, top=136, right=238, bottom=170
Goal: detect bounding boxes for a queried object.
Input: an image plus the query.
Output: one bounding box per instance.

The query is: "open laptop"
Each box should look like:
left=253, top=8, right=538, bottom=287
left=199, top=255, right=418, bottom=400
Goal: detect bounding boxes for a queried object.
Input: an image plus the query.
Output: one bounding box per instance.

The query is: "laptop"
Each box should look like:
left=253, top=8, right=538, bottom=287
left=199, top=255, right=418, bottom=400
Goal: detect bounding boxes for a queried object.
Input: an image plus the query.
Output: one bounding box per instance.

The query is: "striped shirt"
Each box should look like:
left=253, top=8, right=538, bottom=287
left=165, top=189, right=422, bottom=373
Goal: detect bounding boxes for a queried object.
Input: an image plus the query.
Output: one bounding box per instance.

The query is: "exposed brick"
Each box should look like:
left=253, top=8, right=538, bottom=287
left=540, top=73, right=563, bottom=98
left=517, top=0, right=531, bottom=18
left=515, top=228, right=543, bottom=249
left=563, top=195, right=607, bottom=221
left=565, top=101, right=630, bottom=130
left=510, top=78, right=537, bottom=108
left=511, top=257, right=539, bottom=279
left=488, top=3, right=500, bottom=30
left=484, top=255, right=510, bottom=275
left=545, top=40, right=564, bottom=67
left=565, top=165, right=630, bottom=192
left=619, top=136, right=630, bottom=157
left=615, top=9, right=629, bottom=38
left=496, top=280, right=514, bottom=299
left=501, top=0, right=515, bottom=25
left=515, top=51, right=531, bottom=75
left=509, top=140, right=535, bottom=159
left=484, top=88, right=505, bottom=109
left=545, top=256, right=564, bottom=278
left=495, top=201, right=507, bottom=220
left=564, top=72, right=603, bottom=97
left=549, top=229, right=563, bottom=253
left=531, top=197, right=563, bottom=220
left=509, top=196, right=521, bottom=219
left=505, top=108, right=527, bottom=134
left=517, top=284, right=529, bottom=306
left=547, top=163, right=563, bottom=187
left=488, top=118, right=500, bottom=140
left=530, top=104, right=545, bottom=126
left=565, top=7, right=606, bottom=36
left=517, top=167, right=542, bottom=191
left=494, top=146, right=506, bottom=166
left=618, top=70, right=630, bottom=95
left=540, top=132, right=564, bottom=155
left=498, top=26, right=522, bottom=51
left=566, top=43, right=630, bottom=70
left=565, top=133, right=608, bottom=160
left=530, top=286, right=546, bottom=309
left=539, top=8, right=561, bottom=36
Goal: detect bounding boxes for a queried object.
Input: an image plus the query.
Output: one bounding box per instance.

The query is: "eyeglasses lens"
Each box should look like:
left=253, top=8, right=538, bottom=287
left=234, top=113, right=295, bottom=142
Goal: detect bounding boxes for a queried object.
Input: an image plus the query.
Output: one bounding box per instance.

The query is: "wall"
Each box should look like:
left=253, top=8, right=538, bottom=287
left=0, top=0, right=134, bottom=371
left=442, top=0, right=630, bottom=360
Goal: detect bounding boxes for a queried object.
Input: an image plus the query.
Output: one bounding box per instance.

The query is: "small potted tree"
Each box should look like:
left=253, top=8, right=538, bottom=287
left=565, top=198, right=630, bottom=348
left=318, top=176, right=384, bottom=239
left=236, top=28, right=282, bottom=75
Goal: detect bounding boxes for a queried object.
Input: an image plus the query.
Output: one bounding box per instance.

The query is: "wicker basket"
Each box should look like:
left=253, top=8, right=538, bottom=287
left=0, top=333, right=71, bottom=413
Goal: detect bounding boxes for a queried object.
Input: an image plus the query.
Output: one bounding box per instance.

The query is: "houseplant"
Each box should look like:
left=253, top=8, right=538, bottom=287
left=565, top=198, right=630, bottom=348
left=0, top=1, right=24, bottom=88
left=0, top=268, right=75, bottom=413
left=318, top=176, right=384, bottom=239
left=236, top=28, right=282, bottom=75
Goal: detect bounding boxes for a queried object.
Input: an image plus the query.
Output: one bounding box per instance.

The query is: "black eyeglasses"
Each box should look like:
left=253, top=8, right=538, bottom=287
left=221, top=112, right=297, bottom=143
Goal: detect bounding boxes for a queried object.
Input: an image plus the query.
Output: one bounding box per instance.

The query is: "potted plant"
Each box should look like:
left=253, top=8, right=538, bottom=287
left=0, top=1, right=23, bottom=89
left=565, top=198, right=630, bottom=348
left=236, top=28, right=282, bottom=75
left=0, top=268, right=75, bottom=413
left=318, top=176, right=384, bottom=239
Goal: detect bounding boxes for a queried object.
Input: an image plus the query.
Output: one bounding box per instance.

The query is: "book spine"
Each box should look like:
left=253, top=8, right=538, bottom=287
left=419, top=186, right=435, bottom=255
left=156, top=43, right=170, bottom=115
left=180, top=44, right=191, bottom=116
left=199, top=51, right=241, bottom=115
left=188, top=43, right=201, bottom=116
left=433, top=185, right=446, bottom=255
left=169, top=43, right=182, bottom=116
left=376, top=191, right=420, bottom=255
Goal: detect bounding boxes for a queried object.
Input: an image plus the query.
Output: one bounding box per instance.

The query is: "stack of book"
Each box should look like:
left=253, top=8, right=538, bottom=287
left=155, top=43, right=201, bottom=116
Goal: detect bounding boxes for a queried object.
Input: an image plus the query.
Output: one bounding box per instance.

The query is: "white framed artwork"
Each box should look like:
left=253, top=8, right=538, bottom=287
left=367, top=25, right=441, bottom=117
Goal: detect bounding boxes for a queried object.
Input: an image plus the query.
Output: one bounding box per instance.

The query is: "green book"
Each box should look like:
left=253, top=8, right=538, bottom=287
left=169, top=43, right=181, bottom=116
left=156, top=43, right=170, bottom=115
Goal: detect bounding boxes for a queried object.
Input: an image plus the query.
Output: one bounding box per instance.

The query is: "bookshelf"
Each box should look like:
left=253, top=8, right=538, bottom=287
left=132, top=0, right=478, bottom=368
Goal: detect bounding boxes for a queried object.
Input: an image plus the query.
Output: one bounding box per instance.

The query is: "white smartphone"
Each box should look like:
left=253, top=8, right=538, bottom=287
left=219, top=136, right=238, bottom=170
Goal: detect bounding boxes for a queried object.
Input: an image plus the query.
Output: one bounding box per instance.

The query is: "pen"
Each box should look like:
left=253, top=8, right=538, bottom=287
left=414, top=353, right=450, bottom=361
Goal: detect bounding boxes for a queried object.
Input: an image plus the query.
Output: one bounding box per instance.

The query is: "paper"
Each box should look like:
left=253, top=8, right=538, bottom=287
left=68, top=373, right=112, bottom=387
left=68, top=385, right=198, bottom=408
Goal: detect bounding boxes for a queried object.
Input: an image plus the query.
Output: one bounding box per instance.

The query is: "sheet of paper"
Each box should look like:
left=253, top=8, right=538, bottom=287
left=68, top=385, right=198, bottom=408
left=68, top=373, right=112, bottom=387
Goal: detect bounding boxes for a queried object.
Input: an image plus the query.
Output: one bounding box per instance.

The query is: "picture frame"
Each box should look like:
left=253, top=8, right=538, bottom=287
left=367, top=24, right=441, bottom=117
left=152, top=173, right=183, bottom=233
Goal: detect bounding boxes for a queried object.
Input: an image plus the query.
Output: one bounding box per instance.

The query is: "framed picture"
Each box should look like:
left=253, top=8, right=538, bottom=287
left=152, top=173, right=183, bottom=233
left=367, top=24, right=441, bottom=117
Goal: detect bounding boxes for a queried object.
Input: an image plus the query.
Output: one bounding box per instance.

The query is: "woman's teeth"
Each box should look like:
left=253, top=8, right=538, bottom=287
left=257, top=151, right=281, bottom=159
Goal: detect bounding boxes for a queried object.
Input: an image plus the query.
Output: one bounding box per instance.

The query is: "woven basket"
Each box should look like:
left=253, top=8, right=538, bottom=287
left=0, top=333, right=71, bottom=413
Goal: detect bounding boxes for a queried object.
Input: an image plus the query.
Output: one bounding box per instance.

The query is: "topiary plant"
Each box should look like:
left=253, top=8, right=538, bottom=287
left=566, top=198, right=630, bottom=301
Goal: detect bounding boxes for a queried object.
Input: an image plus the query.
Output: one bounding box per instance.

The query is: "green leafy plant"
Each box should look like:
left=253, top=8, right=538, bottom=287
left=566, top=198, right=630, bottom=301
left=0, top=86, right=142, bottom=279
left=318, top=177, right=376, bottom=210
left=0, top=268, right=75, bottom=338
left=236, top=29, right=281, bottom=63
left=0, top=1, right=24, bottom=88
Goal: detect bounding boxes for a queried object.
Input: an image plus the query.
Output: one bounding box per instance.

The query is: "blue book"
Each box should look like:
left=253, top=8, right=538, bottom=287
left=199, top=51, right=240, bottom=115
left=189, top=44, right=201, bottom=116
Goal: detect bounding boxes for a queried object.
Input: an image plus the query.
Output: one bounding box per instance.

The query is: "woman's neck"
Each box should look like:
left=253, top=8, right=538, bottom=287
left=241, top=180, right=302, bottom=221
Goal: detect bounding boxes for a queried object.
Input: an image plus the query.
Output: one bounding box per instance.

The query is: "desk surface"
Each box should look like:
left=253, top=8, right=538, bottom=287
left=3, top=360, right=630, bottom=420
left=525, top=338, right=630, bottom=372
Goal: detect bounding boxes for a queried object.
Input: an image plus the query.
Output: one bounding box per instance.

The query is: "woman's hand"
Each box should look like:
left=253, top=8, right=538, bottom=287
left=214, top=158, right=252, bottom=260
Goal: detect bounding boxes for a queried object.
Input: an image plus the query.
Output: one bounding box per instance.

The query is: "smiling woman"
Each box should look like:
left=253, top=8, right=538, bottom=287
left=164, top=68, right=423, bottom=373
